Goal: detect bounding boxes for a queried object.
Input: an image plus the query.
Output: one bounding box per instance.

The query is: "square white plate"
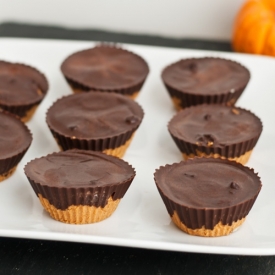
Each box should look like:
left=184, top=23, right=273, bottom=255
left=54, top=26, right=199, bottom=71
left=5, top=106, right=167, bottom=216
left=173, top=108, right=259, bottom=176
left=0, top=38, right=274, bottom=256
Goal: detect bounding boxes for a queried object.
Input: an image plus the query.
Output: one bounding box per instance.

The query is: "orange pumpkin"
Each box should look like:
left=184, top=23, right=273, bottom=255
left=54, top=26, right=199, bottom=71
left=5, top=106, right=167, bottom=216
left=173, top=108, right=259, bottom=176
left=232, top=0, right=275, bottom=56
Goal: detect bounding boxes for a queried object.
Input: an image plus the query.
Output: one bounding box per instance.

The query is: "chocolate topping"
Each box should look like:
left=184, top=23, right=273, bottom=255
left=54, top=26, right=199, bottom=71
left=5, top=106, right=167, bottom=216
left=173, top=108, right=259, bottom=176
left=61, top=45, right=149, bottom=92
left=162, top=57, right=250, bottom=95
left=155, top=159, right=260, bottom=208
left=168, top=104, right=262, bottom=157
left=0, top=111, right=32, bottom=159
left=46, top=92, right=144, bottom=141
left=0, top=61, right=48, bottom=105
left=154, top=158, right=262, bottom=229
left=24, top=150, right=136, bottom=209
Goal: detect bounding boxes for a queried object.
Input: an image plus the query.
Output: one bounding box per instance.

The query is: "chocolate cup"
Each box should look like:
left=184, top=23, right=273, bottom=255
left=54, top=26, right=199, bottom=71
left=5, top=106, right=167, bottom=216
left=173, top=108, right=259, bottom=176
left=45, top=92, right=144, bottom=153
left=154, top=158, right=262, bottom=230
left=163, top=83, right=244, bottom=109
left=161, top=57, right=250, bottom=109
left=0, top=61, right=48, bottom=121
left=0, top=111, right=32, bottom=177
left=65, top=77, right=147, bottom=98
left=61, top=44, right=149, bottom=98
left=168, top=105, right=263, bottom=159
left=27, top=177, right=134, bottom=209
left=24, top=150, right=136, bottom=210
left=170, top=133, right=260, bottom=159
left=157, top=187, right=259, bottom=230
left=48, top=126, right=135, bottom=152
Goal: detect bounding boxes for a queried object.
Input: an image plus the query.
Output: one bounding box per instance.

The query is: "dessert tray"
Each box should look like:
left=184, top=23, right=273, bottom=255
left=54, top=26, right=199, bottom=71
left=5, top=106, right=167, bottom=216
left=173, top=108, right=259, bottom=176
left=0, top=38, right=274, bottom=255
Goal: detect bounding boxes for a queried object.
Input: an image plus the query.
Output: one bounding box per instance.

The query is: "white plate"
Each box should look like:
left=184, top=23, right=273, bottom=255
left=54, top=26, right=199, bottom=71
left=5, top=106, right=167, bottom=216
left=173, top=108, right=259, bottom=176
left=0, top=38, right=274, bottom=256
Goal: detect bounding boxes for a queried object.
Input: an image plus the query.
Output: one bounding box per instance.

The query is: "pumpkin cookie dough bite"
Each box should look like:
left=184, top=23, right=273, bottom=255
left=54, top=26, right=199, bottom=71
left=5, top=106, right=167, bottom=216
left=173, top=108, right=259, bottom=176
left=0, top=111, right=32, bottom=182
left=161, top=57, right=250, bottom=110
left=60, top=44, right=149, bottom=99
left=154, top=158, right=262, bottom=237
left=24, top=149, right=136, bottom=224
left=46, top=92, right=144, bottom=158
left=0, top=61, right=48, bottom=122
left=168, top=104, right=262, bottom=165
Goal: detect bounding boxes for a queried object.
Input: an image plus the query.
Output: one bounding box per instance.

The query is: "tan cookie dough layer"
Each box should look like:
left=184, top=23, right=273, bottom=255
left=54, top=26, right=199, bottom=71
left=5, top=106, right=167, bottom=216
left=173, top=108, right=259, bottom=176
left=172, top=211, right=245, bottom=237
left=171, top=97, right=183, bottom=111
left=0, top=166, right=17, bottom=182
left=21, top=105, right=39, bottom=123
left=128, top=91, right=139, bottom=100
left=182, top=149, right=253, bottom=165
left=38, top=194, right=120, bottom=224
left=103, top=134, right=134, bottom=158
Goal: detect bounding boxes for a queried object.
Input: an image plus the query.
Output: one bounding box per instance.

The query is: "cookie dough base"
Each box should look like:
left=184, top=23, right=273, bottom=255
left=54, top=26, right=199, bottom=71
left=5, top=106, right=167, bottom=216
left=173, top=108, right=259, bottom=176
left=182, top=149, right=253, bottom=165
left=71, top=87, right=140, bottom=100
left=172, top=211, right=246, bottom=237
left=103, top=134, right=134, bottom=158
left=171, top=97, right=183, bottom=111
left=21, top=105, right=38, bottom=123
left=38, top=194, right=121, bottom=224
left=0, top=166, right=17, bottom=182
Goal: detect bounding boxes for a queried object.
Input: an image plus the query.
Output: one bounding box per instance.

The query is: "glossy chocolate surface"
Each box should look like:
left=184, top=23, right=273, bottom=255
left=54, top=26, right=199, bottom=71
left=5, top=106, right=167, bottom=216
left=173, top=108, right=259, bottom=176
left=162, top=57, right=250, bottom=95
left=25, top=150, right=134, bottom=188
left=0, top=111, right=32, bottom=159
left=0, top=61, right=48, bottom=105
left=46, top=92, right=144, bottom=139
left=155, top=158, right=261, bottom=209
left=61, top=45, right=149, bottom=90
left=168, top=105, right=262, bottom=146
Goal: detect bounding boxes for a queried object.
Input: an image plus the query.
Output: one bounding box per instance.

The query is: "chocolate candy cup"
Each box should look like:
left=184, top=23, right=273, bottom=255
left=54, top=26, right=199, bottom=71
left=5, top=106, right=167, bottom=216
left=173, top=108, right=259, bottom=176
left=46, top=92, right=144, bottom=158
left=61, top=44, right=149, bottom=99
left=168, top=104, right=262, bottom=165
left=161, top=57, right=250, bottom=110
left=0, top=61, right=48, bottom=122
left=24, top=149, right=136, bottom=224
left=154, top=158, right=262, bottom=237
left=0, top=111, right=32, bottom=181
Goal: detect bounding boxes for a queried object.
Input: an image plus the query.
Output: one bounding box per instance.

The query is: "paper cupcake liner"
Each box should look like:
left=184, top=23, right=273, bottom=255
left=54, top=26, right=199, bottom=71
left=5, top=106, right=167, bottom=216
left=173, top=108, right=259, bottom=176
left=0, top=62, right=48, bottom=121
left=25, top=163, right=135, bottom=210
left=162, top=57, right=250, bottom=110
